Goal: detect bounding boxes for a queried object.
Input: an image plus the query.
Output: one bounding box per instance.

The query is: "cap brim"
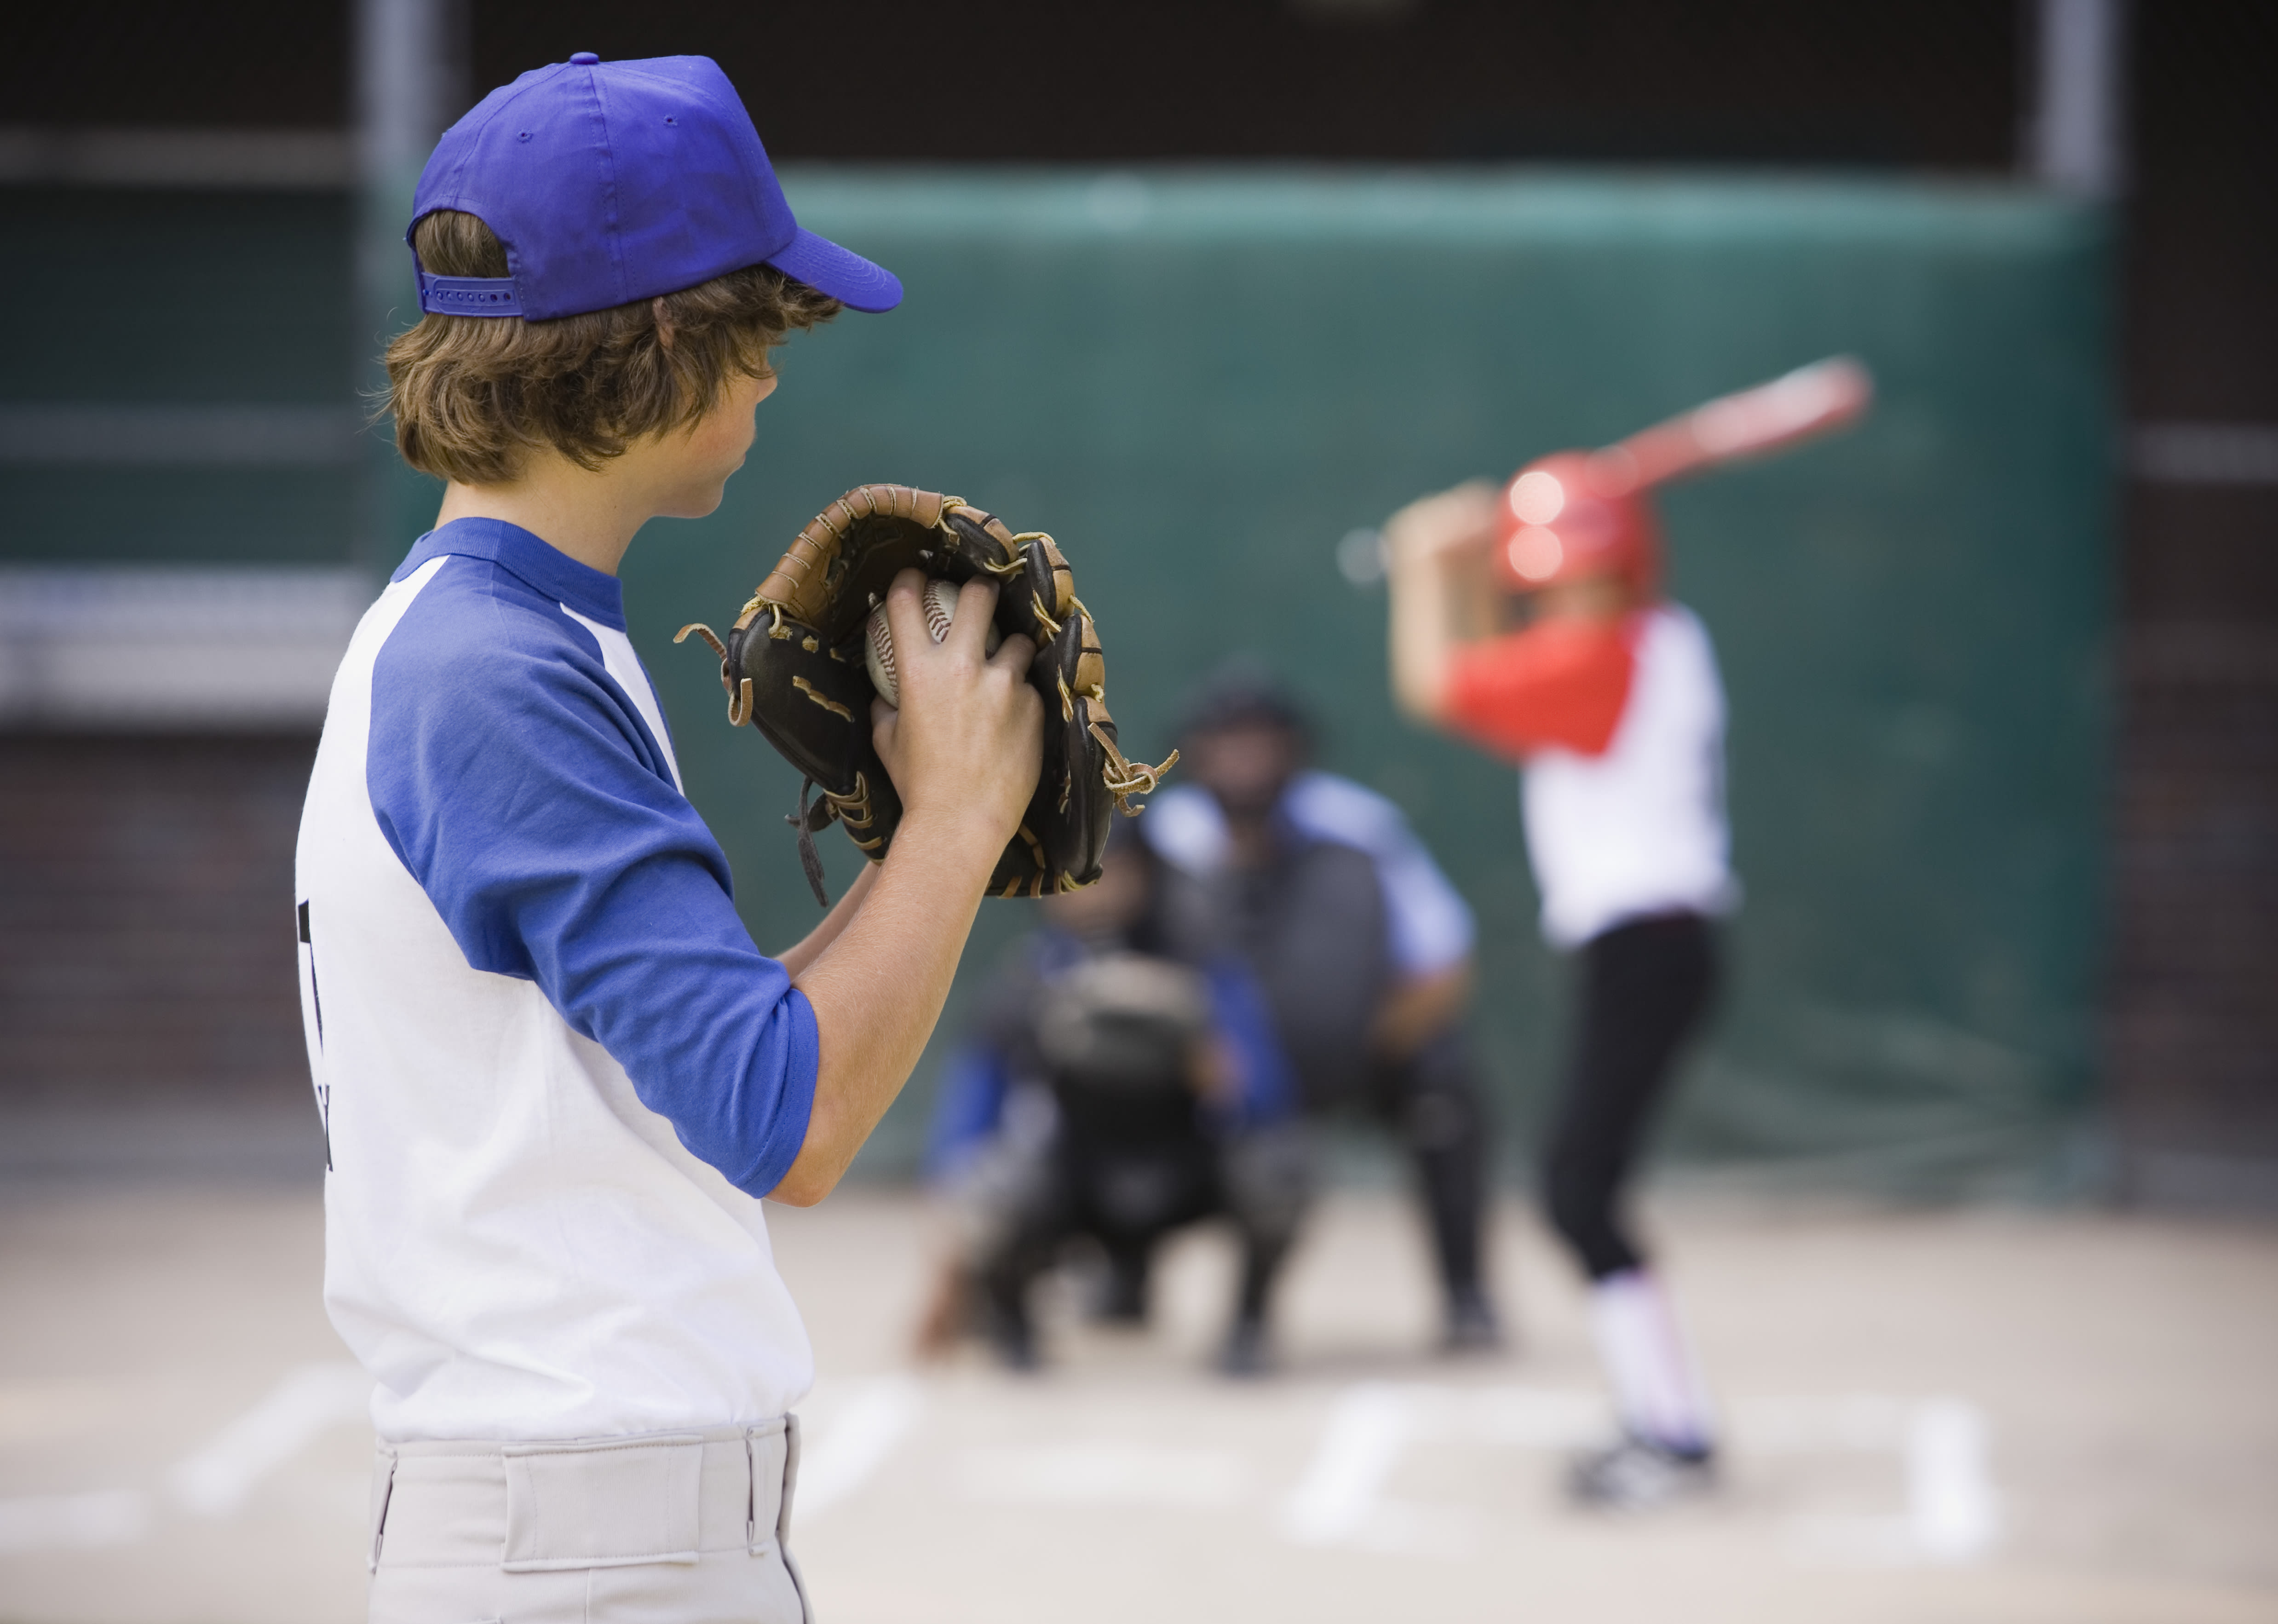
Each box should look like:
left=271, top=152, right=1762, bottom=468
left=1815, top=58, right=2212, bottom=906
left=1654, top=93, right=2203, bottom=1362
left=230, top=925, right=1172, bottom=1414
left=766, top=228, right=903, bottom=314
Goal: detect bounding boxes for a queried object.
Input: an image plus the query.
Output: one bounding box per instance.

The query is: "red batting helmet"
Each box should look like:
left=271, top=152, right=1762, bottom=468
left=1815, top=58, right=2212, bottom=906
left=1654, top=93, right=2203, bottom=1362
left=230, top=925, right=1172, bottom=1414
left=1487, top=357, right=1874, bottom=596
left=1490, top=449, right=1661, bottom=597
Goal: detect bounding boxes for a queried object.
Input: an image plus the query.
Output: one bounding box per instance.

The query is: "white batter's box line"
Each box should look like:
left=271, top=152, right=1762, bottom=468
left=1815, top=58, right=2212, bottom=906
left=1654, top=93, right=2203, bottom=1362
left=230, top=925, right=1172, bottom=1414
left=1744, top=1394, right=2003, bottom=1566
left=0, top=1488, right=150, bottom=1555
left=1900, top=1397, right=2003, bottom=1565
left=956, top=1442, right=1255, bottom=1511
left=1733, top=1393, right=1916, bottom=1451
left=168, top=1361, right=374, bottom=1520
left=1279, top=1383, right=1609, bottom=1550
left=794, top=1374, right=927, bottom=1521
left=1280, top=1385, right=2001, bottom=1566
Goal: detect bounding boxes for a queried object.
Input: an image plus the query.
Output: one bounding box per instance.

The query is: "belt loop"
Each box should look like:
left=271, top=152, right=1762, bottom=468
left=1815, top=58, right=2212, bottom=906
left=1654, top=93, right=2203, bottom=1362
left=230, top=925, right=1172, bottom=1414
left=744, top=1428, right=758, bottom=1549
left=778, top=1412, right=802, bottom=1543
left=779, top=1415, right=814, bottom=1624
left=368, top=1447, right=397, bottom=1574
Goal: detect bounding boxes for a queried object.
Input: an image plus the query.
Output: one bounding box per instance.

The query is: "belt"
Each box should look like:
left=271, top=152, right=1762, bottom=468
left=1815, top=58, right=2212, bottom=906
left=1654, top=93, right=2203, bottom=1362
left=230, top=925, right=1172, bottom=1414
left=369, top=1416, right=802, bottom=1575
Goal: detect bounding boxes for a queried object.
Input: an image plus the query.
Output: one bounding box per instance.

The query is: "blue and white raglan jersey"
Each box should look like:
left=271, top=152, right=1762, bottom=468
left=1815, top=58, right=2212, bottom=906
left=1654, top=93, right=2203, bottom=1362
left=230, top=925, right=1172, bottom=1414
left=295, top=518, right=818, bottom=1445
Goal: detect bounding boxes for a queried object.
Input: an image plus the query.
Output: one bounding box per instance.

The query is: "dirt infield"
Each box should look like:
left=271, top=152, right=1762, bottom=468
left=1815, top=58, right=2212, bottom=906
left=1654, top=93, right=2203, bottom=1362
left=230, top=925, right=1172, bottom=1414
left=1, top=1179, right=2272, bottom=1623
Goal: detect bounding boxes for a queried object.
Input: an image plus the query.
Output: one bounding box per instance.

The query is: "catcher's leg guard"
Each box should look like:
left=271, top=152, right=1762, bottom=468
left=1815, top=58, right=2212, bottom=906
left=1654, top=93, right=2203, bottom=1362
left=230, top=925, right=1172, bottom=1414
left=1221, top=1123, right=1315, bottom=1325
left=1376, top=1027, right=1493, bottom=1306
left=970, top=1143, right=1077, bottom=1369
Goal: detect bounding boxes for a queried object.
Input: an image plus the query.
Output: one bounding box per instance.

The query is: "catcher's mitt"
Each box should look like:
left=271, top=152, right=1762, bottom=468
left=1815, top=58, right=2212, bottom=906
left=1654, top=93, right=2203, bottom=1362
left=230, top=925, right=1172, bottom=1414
left=676, top=484, right=1176, bottom=904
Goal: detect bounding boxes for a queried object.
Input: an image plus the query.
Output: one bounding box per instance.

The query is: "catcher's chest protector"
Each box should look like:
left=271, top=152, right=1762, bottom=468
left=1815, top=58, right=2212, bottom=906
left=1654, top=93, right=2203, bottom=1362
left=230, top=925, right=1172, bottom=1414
left=678, top=484, right=1176, bottom=903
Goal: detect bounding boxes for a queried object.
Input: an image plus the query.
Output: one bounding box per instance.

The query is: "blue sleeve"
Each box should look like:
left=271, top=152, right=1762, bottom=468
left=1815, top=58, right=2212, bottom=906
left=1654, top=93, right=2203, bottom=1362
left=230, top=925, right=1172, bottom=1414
left=923, top=1046, right=1012, bottom=1186
left=1286, top=773, right=1476, bottom=978
left=1205, top=957, right=1298, bottom=1129
left=1370, top=824, right=1477, bottom=979
left=369, top=594, right=815, bottom=1198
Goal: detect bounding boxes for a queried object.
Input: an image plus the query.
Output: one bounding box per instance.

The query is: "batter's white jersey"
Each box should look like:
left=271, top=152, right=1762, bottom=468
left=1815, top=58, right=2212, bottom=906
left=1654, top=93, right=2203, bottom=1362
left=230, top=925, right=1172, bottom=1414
left=1522, top=604, right=1738, bottom=948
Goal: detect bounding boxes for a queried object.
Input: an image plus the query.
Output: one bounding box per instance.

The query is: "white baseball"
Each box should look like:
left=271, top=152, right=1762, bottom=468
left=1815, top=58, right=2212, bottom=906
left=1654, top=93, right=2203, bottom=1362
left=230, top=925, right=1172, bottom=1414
left=864, top=578, right=1000, bottom=708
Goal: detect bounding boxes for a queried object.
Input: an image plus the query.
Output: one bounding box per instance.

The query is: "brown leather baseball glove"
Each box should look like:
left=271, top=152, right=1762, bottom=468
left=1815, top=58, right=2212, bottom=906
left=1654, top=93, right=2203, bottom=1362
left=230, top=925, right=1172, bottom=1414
left=677, top=484, right=1176, bottom=904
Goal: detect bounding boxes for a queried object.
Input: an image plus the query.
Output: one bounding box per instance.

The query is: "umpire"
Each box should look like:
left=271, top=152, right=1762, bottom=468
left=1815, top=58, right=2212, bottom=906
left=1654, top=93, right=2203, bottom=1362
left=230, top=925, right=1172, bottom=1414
left=1144, top=663, right=1501, bottom=1351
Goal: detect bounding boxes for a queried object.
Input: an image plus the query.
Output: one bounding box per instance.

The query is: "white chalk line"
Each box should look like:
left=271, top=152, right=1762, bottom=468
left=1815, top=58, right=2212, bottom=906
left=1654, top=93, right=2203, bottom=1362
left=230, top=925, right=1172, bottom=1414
left=0, top=1488, right=150, bottom=1555
left=795, top=1374, right=926, bottom=1520
left=1281, top=1384, right=1419, bottom=1545
left=168, top=1361, right=373, bottom=1518
left=0, top=1368, right=1999, bottom=1570
left=1779, top=1397, right=2002, bottom=1566
left=0, top=1361, right=372, bottom=1555
left=959, top=1442, right=1253, bottom=1510
left=1279, top=1384, right=2001, bottom=1565
left=1281, top=1383, right=1600, bottom=1553
left=1908, top=1398, right=2001, bottom=1561
left=5, top=1365, right=921, bottom=1552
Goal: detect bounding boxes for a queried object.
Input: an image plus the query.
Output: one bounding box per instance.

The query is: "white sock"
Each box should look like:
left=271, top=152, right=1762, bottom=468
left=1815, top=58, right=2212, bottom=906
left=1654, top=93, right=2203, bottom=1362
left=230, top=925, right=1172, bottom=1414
left=1590, top=1268, right=1716, bottom=1456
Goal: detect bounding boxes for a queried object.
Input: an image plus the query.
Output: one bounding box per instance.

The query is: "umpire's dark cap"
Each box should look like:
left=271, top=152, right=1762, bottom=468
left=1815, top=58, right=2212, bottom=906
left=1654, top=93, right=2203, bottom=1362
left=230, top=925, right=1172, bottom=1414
left=1178, top=656, right=1312, bottom=743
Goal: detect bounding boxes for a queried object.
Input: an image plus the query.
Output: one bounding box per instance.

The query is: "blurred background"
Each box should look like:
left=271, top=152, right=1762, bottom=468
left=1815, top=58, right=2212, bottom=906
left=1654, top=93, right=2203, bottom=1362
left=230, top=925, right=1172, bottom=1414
left=1, top=3, right=2273, bottom=1621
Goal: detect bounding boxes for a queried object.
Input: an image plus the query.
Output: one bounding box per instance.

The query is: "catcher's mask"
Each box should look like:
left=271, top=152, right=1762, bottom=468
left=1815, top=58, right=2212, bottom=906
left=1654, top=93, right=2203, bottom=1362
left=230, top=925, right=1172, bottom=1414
left=1491, top=450, right=1662, bottom=598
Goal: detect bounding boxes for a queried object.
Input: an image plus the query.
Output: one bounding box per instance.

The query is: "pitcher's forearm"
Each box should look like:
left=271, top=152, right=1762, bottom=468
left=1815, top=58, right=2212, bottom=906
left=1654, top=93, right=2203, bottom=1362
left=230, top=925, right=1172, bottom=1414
left=775, top=862, right=878, bottom=980
left=771, top=811, right=1000, bottom=1204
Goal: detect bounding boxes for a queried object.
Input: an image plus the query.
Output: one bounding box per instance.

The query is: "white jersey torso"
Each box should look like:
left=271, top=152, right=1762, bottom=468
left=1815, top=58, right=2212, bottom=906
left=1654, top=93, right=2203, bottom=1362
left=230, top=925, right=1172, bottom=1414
left=1520, top=603, right=1738, bottom=949
left=298, top=526, right=816, bottom=1444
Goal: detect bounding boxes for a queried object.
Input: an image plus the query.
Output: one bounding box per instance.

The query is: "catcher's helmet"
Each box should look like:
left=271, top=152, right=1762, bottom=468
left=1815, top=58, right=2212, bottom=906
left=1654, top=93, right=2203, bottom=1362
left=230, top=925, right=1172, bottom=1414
left=1490, top=449, right=1661, bottom=597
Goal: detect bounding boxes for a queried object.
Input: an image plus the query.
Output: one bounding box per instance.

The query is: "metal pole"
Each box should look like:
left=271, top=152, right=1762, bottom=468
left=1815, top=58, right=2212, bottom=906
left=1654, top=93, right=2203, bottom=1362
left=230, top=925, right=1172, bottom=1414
left=2027, top=0, right=2128, bottom=197
left=353, top=0, right=468, bottom=580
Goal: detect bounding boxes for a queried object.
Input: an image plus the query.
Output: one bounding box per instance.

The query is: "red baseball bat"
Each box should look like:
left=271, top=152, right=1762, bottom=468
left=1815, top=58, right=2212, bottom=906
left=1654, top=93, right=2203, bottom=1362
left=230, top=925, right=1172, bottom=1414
left=1598, top=355, right=1874, bottom=491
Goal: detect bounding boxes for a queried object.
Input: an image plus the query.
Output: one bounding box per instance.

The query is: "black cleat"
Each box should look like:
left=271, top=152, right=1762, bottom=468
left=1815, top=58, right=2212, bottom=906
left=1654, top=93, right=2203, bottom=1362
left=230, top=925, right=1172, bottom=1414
left=1088, top=1258, right=1151, bottom=1327
left=1215, top=1317, right=1273, bottom=1379
left=984, top=1306, right=1041, bottom=1373
left=1442, top=1289, right=1505, bottom=1354
left=1567, top=1435, right=1716, bottom=1509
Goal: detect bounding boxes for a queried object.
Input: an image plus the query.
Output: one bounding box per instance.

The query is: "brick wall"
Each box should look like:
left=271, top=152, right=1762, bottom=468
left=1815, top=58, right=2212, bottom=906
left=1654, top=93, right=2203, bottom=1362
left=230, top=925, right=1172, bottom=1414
left=0, top=735, right=315, bottom=1105
left=2109, top=507, right=2278, bottom=1179
left=2105, top=3, right=2278, bottom=1199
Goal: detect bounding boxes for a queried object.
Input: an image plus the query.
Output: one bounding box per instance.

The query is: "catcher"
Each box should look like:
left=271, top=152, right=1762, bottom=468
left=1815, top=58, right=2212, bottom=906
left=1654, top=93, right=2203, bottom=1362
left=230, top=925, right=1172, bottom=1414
left=294, top=53, right=1159, bottom=1624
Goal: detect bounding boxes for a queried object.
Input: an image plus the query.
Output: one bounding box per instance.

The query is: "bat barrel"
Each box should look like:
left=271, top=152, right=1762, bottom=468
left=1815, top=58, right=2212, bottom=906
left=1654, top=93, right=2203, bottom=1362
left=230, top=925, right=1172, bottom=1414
left=1607, top=355, right=1874, bottom=489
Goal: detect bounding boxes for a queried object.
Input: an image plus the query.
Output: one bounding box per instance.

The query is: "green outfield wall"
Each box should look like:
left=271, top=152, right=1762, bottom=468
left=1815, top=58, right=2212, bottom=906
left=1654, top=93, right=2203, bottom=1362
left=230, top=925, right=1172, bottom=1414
left=1, top=171, right=2116, bottom=1194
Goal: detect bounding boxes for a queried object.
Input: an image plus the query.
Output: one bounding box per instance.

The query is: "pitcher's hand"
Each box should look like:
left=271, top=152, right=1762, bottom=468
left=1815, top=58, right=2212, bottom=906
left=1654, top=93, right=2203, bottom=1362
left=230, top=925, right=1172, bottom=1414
left=870, top=569, right=1042, bottom=858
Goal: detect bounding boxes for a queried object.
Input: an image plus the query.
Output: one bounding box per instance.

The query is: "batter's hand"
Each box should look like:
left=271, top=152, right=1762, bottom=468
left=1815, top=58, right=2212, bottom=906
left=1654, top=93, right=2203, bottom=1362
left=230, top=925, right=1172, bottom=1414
left=1386, top=480, right=1500, bottom=571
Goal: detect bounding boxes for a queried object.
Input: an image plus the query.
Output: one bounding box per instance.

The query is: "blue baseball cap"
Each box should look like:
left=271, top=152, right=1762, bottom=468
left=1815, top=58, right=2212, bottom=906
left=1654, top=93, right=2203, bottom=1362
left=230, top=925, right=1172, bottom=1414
left=408, top=52, right=901, bottom=320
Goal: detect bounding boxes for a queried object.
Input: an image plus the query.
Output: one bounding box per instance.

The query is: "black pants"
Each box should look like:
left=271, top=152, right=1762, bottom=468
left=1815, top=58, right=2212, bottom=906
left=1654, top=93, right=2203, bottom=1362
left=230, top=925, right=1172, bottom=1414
left=1541, top=913, right=1720, bottom=1282
left=1366, top=1025, right=1492, bottom=1305
left=978, top=1123, right=1312, bottom=1338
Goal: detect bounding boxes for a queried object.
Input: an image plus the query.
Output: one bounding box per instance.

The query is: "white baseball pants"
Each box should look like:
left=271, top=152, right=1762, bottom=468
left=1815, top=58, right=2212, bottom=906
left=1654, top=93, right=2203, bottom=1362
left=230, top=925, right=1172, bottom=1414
left=367, top=1417, right=812, bottom=1623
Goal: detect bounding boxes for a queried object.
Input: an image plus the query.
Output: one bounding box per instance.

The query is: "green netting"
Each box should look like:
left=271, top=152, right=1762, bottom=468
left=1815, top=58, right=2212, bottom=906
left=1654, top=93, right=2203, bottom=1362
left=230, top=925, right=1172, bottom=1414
left=0, top=188, right=359, bottom=565
left=2, top=171, right=2115, bottom=1195
left=631, top=172, right=2114, bottom=1196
